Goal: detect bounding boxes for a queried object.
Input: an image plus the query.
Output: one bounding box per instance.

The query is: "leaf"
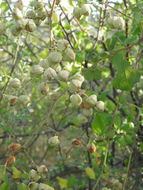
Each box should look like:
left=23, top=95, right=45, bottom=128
left=68, top=0, right=74, bottom=6
left=92, top=113, right=112, bottom=135
left=52, top=12, right=59, bottom=23
left=111, top=52, right=129, bottom=71
left=0, top=183, right=10, bottom=190
left=113, top=68, right=140, bottom=91
left=17, top=183, right=28, bottom=190
left=0, top=2, right=9, bottom=11
left=0, top=166, right=7, bottom=181
left=57, top=177, right=68, bottom=189
left=82, top=67, right=102, bottom=81
left=85, top=167, right=95, bottom=179
left=124, top=35, right=138, bottom=45
left=12, top=167, right=22, bottom=179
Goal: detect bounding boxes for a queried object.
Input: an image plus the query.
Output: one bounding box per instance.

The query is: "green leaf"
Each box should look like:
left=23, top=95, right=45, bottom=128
left=82, top=67, right=102, bottom=81
left=111, top=52, right=129, bottom=71
left=0, top=183, right=10, bottom=190
left=0, top=166, right=7, bottom=181
left=124, top=35, right=138, bottom=45
left=85, top=167, right=95, bottom=179
left=57, top=177, right=68, bottom=189
left=52, top=12, right=59, bottom=23
left=12, top=167, right=22, bottom=179
left=113, top=68, right=140, bottom=91
left=17, top=183, right=28, bottom=190
left=0, top=2, right=9, bottom=11
left=92, top=113, right=112, bottom=135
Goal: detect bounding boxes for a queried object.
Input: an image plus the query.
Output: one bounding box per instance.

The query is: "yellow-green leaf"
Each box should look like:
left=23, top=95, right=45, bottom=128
left=56, top=176, right=68, bottom=189
left=85, top=167, right=95, bottom=179
left=12, top=167, right=21, bottom=179
left=52, top=12, right=59, bottom=23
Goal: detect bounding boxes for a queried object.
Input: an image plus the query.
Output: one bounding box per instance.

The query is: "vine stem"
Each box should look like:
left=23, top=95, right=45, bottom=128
left=92, top=143, right=109, bottom=190
left=0, top=37, right=20, bottom=103
left=122, top=153, right=132, bottom=190
left=49, top=0, right=57, bottom=47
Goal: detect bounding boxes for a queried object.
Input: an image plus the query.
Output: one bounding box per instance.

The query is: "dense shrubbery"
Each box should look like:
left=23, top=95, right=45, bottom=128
left=0, top=0, right=143, bottom=189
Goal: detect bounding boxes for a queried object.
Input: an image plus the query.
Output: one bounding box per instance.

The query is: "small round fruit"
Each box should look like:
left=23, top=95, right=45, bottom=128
left=48, top=136, right=60, bottom=146
left=57, top=39, right=69, bottom=51
left=48, top=51, right=62, bottom=64
left=31, top=65, right=44, bottom=75
left=58, top=70, right=70, bottom=81
left=5, top=155, right=16, bottom=167
left=14, top=0, right=24, bottom=11
left=43, top=67, right=57, bottom=80
left=12, top=8, right=23, bottom=20
left=87, top=143, right=96, bottom=153
left=28, top=182, right=39, bottom=190
left=26, top=10, right=36, bottom=19
left=18, top=95, right=30, bottom=105
left=71, top=79, right=83, bottom=89
left=37, top=8, right=47, bottom=20
left=40, top=59, right=49, bottom=69
left=70, top=93, right=82, bottom=106
left=39, top=82, right=49, bottom=95
left=11, top=23, right=22, bottom=36
left=80, top=4, right=90, bottom=16
left=72, top=139, right=81, bottom=145
left=62, top=47, right=75, bottom=62
left=33, top=18, right=42, bottom=26
left=112, top=179, right=122, bottom=190
left=34, top=1, right=44, bottom=9
left=72, top=73, right=84, bottom=83
left=73, top=7, right=82, bottom=19
left=96, top=101, right=105, bottom=111
left=9, top=143, right=21, bottom=153
left=107, top=16, right=124, bottom=30
left=80, top=108, right=93, bottom=117
left=37, top=165, right=48, bottom=174
left=7, top=95, right=18, bottom=106
left=113, top=16, right=124, bottom=30
left=29, top=169, right=39, bottom=181
left=9, top=78, right=21, bottom=89
left=25, top=20, right=37, bottom=32
left=17, top=19, right=27, bottom=28
left=77, top=113, right=88, bottom=124
left=0, top=23, right=6, bottom=35
left=86, top=95, right=97, bottom=106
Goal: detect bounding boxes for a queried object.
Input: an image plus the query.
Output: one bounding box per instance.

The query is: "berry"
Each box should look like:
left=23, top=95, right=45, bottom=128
left=81, top=4, right=90, bottom=16
left=48, top=136, right=60, bottom=146
left=39, top=82, right=49, bottom=95
left=43, top=67, right=57, bottom=80
left=48, top=51, right=62, bottom=64
left=18, top=95, right=30, bottom=105
left=9, top=78, right=21, bottom=89
left=73, top=7, right=82, bottom=20
left=31, top=65, right=44, bottom=75
left=37, top=165, right=48, bottom=174
left=63, top=47, right=75, bottom=62
left=57, top=39, right=69, bottom=51
left=70, top=93, right=82, bottom=106
left=86, top=95, right=97, bottom=107
left=58, top=70, right=70, bottom=81
left=77, top=113, right=88, bottom=124
left=87, top=143, right=96, bottom=153
left=25, top=20, right=37, bottom=32
left=96, top=101, right=105, bottom=111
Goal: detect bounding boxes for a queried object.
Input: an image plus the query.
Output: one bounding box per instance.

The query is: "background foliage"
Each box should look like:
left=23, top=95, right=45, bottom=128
left=0, top=0, right=143, bottom=189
